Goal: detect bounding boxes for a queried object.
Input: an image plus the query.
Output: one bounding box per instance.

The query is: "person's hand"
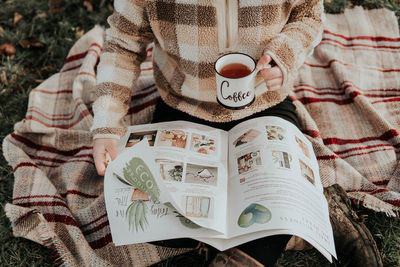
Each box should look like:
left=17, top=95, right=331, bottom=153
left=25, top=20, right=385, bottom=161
left=93, top=138, right=119, bottom=176
left=256, top=54, right=283, bottom=91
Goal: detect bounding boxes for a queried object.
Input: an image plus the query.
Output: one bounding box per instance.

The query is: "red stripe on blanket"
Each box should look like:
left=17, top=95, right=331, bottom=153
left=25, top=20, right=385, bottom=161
left=13, top=162, right=39, bottom=172
left=349, top=90, right=400, bottom=99
left=13, top=195, right=65, bottom=202
left=59, top=190, right=98, bottom=199
left=372, top=97, right=400, bottom=104
left=334, top=143, right=399, bottom=155
left=304, top=59, right=400, bottom=72
left=62, top=62, right=151, bottom=74
left=36, top=162, right=67, bottom=168
left=35, top=160, right=94, bottom=168
left=127, top=97, right=159, bottom=115
left=294, top=84, right=341, bottom=91
left=296, top=95, right=393, bottom=105
left=334, top=144, right=400, bottom=155
left=89, top=233, right=112, bottom=249
left=295, top=82, right=400, bottom=93
left=323, top=129, right=399, bottom=145
left=317, top=155, right=340, bottom=160
left=323, top=30, right=400, bottom=42
left=293, top=88, right=345, bottom=96
left=342, top=81, right=400, bottom=93
left=26, top=151, right=93, bottom=161
left=14, top=207, right=109, bottom=241
left=43, top=213, right=79, bottom=227
left=317, top=147, right=396, bottom=160
left=24, top=114, right=89, bottom=128
left=340, top=147, right=395, bottom=159
left=64, top=43, right=102, bottom=63
left=29, top=155, right=93, bottom=165
left=83, top=220, right=109, bottom=236
left=65, top=51, right=88, bottom=64
left=321, top=38, right=400, bottom=49
left=81, top=213, right=108, bottom=228
left=319, top=41, right=400, bottom=53
left=302, top=130, right=321, bottom=138
left=12, top=191, right=98, bottom=201
left=17, top=201, right=70, bottom=209
left=91, top=43, right=103, bottom=51
left=294, top=86, right=400, bottom=98
left=296, top=96, right=354, bottom=105
left=370, top=188, right=391, bottom=194
left=373, top=180, right=389, bottom=186
left=28, top=102, right=87, bottom=120
left=28, top=109, right=89, bottom=122
left=10, top=133, right=92, bottom=156
left=62, top=64, right=82, bottom=73
left=31, top=89, right=73, bottom=95
left=87, top=48, right=100, bottom=58
left=25, top=108, right=90, bottom=128
left=28, top=100, right=86, bottom=118
left=78, top=71, right=96, bottom=78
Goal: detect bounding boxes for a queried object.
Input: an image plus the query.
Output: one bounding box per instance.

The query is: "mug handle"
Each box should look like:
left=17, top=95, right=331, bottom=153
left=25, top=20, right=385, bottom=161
left=255, top=63, right=271, bottom=73
left=251, top=63, right=271, bottom=78
left=253, top=63, right=272, bottom=91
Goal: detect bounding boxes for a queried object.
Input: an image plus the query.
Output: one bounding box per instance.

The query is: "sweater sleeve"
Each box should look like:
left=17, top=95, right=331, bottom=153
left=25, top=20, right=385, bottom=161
left=263, top=0, right=323, bottom=91
left=91, top=0, right=154, bottom=140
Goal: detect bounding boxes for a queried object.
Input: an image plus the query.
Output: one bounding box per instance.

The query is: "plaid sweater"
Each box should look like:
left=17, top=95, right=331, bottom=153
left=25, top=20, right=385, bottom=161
left=92, top=0, right=323, bottom=139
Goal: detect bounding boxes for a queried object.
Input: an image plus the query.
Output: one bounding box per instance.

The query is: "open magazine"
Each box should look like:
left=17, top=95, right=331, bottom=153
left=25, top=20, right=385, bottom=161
left=104, top=116, right=337, bottom=262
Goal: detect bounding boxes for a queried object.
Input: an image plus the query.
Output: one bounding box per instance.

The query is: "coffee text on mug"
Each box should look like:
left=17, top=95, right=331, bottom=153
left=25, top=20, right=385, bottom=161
left=220, top=81, right=251, bottom=103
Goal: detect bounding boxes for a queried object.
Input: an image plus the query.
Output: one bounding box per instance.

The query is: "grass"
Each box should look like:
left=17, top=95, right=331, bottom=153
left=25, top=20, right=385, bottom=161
left=0, top=0, right=399, bottom=266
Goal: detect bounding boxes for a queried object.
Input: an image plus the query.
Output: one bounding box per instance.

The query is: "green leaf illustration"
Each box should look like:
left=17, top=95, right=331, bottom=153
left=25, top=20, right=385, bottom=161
left=123, top=157, right=160, bottom=201
left=125, top=200, right=149, bottom=232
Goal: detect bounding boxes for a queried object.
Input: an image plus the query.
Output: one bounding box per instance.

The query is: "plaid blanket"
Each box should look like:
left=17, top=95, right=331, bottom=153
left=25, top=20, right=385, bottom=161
left=2, top=7, right=399, bottom=267
left=292, top=7, right=400, bottom=216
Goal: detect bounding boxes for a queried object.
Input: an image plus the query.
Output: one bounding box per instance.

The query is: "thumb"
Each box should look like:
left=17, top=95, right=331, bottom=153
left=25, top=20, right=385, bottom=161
left=93, top=148, right=107, bottom=176
left=107, top=141, right=119, bottom=161
left=256, top=54, right=272, bottom=70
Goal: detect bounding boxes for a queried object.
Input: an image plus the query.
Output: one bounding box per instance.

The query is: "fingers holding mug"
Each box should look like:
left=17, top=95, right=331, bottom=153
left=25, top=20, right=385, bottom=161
left=260, top=66, right=283, bottom=91
left=260, top=66, right=282, bottom=81
left=265, top=77, right=283, bottom=91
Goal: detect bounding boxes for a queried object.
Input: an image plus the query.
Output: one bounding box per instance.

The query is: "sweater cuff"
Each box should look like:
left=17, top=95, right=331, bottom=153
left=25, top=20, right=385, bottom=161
left=93, top=133, right=121, bottom=140
left=91, top=127, right=126, bottom=140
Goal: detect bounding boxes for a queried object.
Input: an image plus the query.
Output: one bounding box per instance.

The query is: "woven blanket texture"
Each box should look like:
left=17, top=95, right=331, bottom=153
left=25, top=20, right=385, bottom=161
left=2, top=7, right=400, bottom=267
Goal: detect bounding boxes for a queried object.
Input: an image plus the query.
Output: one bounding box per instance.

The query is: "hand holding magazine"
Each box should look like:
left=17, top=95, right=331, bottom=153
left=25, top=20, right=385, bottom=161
left=104, top=116, right=337, bottom=262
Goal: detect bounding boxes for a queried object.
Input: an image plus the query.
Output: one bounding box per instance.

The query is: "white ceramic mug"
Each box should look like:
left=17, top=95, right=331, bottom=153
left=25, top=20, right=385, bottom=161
left=215, top=53, right=269, bottom=110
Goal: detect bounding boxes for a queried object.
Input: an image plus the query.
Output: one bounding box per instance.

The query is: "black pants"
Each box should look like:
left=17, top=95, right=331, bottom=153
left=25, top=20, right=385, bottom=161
left=151, top=97, right=298, bottom=266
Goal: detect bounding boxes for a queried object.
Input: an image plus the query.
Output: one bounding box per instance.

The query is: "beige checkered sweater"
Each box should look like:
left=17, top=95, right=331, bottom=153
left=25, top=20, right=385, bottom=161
left=92, top=0, right=323, bottom=139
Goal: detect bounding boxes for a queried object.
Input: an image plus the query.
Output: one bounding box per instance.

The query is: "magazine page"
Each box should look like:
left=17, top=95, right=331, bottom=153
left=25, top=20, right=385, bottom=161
left=225, top=116, right=336, bottom=260
left=104, top=140, right=222, bottom=246
left=118, top=121, right=229, bottom=234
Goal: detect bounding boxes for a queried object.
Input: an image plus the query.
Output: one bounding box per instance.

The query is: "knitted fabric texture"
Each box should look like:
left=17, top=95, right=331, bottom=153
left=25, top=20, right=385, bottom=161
left=91, top=0, right=324, bottom=138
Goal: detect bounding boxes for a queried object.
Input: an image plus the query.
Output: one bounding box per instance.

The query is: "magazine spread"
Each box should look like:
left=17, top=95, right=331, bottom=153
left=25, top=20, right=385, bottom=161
left=104, top=116, right=337, bottom=262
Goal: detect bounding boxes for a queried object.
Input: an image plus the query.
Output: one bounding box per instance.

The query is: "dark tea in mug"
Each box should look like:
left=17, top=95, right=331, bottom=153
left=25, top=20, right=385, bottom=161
left=219, top=63, right=252, bottom=78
